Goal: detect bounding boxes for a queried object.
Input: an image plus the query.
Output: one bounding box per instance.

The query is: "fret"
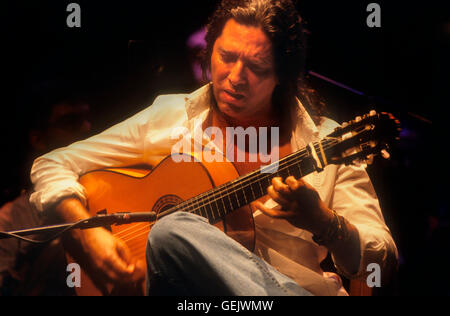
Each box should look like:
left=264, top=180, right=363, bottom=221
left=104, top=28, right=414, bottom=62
left=233, top=190, right=241, bottom=209
left=191, top=198, right=199, bottom=217
left=212, top=195, right=221, bottom=222
left=287, top=167, right=292, bottom=177
left=241, top=184, right=251, bottom=204
left=258, top=179, right=265, bottom=196
left=232, top=185, right=246, bottom=207
left=219, top=195, right=226, bottom=218
left=217, top=192, right=228, bottom=218
left=226, top=187, right=236, bottom=211
left=262, top=174, right=272, bottom=189
left=249, top=182, right=256, bottom=201
left=204, top=196, right=215, bottom=222
left=199, top=205, right=208, bottom=218
left=187, top=198, right=199, bottom=216
left=251, top=178, right=264, bottom=197
left=296, top=160, right=303, bottom=178
left=278, top=167, right=289, bottom=180
left=183, top=200, right=195, bottom=215
left=193, top=199, right=203, bottom=217
left=290, top=163, right=300, bottom=179
left=241, top=184, right=248, bottom=205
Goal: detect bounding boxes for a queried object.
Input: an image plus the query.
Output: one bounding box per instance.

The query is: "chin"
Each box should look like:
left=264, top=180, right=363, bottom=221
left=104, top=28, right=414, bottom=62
left=217, top=101, right=246, bottom=118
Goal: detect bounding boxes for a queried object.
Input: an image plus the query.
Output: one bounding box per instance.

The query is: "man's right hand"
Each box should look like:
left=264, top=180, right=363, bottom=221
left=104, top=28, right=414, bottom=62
left=55, top=198, right=145, bottom=286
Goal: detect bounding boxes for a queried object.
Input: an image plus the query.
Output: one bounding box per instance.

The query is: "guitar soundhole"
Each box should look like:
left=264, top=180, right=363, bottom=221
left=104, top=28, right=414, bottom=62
left=152, top=194, right=184, bottom=214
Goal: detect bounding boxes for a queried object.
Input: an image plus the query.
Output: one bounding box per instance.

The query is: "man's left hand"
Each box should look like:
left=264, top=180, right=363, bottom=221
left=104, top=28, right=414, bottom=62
left=252, top=176, right=332, bottom=235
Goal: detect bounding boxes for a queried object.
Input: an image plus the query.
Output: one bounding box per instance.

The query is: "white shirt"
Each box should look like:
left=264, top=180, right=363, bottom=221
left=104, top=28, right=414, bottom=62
left=30, top=84, right=398, bottom=295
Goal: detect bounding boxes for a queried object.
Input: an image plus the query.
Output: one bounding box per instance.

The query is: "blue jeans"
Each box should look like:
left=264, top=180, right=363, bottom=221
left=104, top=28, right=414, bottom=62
left=146, top=212, right=312, bottom=296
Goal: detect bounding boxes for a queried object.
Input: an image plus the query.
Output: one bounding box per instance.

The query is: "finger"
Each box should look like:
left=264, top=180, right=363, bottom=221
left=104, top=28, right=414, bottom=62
left=267, top=185, right=290, bottom=206
left=252, top=201, right=292, bottom=219
left=115, top=241, right=136, bottom=274
left=102, top=244, right=136, bottom=282
left=116, top=239, right=134, bottom=267
left=287, top=177, right=320, bottom=199
left=285, top=176, right=301, bottom=192
left=272, top=177, right=291, bottom=198
left=252, top=201, right=281, bottom=217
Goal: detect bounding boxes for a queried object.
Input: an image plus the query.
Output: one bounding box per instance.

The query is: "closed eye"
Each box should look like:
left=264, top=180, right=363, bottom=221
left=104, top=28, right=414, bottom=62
left=220, top=50, right=237, bottom=63
left=247, top=63, right=272, bottom=76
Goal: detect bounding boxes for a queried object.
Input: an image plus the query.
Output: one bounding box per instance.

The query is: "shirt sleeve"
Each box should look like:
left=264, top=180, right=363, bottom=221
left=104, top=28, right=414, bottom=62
left=330, top=163, right=398, bottom=281
left=29, top=105, right=154, bottom=212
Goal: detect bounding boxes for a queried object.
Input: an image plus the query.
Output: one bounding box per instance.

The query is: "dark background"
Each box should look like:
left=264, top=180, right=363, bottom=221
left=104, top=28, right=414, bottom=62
left=2, top=0, right=448, bottom=295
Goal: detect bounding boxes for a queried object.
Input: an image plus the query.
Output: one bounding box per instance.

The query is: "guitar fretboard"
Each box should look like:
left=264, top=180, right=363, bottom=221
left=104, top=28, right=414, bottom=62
left=158, top=138, right=337, bottom=224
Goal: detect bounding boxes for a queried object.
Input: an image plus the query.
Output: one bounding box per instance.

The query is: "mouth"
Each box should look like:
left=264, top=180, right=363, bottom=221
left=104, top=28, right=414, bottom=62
left=223, top=89, right=245, bottom=101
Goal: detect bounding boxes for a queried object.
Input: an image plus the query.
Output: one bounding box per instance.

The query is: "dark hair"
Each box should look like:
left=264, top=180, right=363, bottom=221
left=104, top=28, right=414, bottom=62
left=202, top=0, right=326, bottom=124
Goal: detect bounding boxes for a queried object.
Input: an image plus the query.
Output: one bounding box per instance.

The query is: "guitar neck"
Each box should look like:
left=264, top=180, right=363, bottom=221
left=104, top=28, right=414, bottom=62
left=158, top=138, right=336, bottom=224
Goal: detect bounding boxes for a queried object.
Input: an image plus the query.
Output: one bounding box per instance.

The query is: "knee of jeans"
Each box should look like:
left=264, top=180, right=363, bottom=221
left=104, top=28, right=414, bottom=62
left=147, top=212, right=206, bottom=252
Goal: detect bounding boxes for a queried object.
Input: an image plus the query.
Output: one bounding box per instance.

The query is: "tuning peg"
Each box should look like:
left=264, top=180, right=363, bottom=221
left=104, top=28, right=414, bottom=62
left=355, top=116, right=362, bottom=122
left=369, top=110, right=377, bottom=116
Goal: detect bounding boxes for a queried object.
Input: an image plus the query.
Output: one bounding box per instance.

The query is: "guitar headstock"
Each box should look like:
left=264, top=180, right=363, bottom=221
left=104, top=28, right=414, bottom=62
left=325, top=110, right=401, bottom=166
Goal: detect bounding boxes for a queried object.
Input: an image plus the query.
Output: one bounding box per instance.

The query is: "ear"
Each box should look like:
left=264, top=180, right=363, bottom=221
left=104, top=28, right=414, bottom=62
left=29, top=130, right=47, bottom=152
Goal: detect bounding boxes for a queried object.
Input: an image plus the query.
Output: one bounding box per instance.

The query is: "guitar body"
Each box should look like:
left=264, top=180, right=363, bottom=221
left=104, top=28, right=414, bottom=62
left=68, top=154, right=255, bottom=296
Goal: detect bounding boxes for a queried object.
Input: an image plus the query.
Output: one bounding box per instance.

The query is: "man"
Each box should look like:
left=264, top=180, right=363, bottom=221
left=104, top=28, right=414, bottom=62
left=30, top=0, right=397, bottom=295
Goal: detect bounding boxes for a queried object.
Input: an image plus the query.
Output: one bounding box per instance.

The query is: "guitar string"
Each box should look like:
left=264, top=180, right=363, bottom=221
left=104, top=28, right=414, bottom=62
left=158, top=138, right=339, bottom=220
left=118, top=225, right=151, bottom=242
left=113, top=221, right=148, bottom=235
left=116, top=222, right=155, bottom=244
left=112, top=139, right=341, bottom=243
left=159, top=138, right=337, bottom=218
left=109, top=126, right=379, bottom=245
left=114, top=222, right=150, bottom=239
left=114, top=222, right=153, bottom=239
left=123, top=230, right=155, bottom=253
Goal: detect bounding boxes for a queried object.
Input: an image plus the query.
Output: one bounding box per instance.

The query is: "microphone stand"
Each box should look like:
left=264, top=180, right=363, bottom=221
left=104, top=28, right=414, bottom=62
left=0, top=211, right=157, bottom=243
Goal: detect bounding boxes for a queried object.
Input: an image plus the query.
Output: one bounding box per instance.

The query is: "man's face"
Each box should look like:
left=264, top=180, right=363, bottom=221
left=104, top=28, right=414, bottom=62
left=210, top=19, right=278, bottom=124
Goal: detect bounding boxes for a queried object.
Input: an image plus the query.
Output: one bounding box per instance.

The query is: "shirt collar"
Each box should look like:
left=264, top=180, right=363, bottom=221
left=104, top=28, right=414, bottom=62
left=185, top=83, right=214, bottom=121
left=290, top=97, right=320, bottom=150
left=184, top=83, right=320, bottom=149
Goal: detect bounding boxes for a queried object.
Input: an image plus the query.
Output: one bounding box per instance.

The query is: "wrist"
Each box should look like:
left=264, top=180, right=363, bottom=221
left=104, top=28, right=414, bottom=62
left=309, top=206, right=335, bottom=237
left=312, top=209, right=350, bottom=247
left=55, top=197, right=90, bottom=222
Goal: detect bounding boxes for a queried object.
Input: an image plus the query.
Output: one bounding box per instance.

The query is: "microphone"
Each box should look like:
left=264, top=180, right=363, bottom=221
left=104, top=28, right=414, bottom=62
left=78, top=211, right=157, bottom=229
left=0, top=211, right=157, bottom=242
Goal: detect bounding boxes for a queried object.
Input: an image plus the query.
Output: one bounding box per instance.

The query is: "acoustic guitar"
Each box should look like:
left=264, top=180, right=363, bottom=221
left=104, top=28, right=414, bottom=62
left=66, top=111, right=400, bottom=295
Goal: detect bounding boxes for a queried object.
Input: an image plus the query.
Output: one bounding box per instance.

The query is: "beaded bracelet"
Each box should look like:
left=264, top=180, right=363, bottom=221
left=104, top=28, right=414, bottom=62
left=312, top=210, right=349, bottom=246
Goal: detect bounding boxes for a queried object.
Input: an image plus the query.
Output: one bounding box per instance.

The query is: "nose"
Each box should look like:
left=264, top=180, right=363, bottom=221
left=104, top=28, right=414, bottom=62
left=228, top=60, right=246, bottom=90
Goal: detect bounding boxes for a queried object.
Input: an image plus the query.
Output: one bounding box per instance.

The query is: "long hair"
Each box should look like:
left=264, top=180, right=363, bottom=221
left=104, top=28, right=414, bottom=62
left=201, top=0, right=326, bottom=124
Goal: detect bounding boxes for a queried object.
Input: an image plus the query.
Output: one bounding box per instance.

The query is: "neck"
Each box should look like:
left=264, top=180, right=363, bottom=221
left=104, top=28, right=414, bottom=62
left=209, top=104, right=293, bottom=145
left=213, top=104, right=280, bottom=129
